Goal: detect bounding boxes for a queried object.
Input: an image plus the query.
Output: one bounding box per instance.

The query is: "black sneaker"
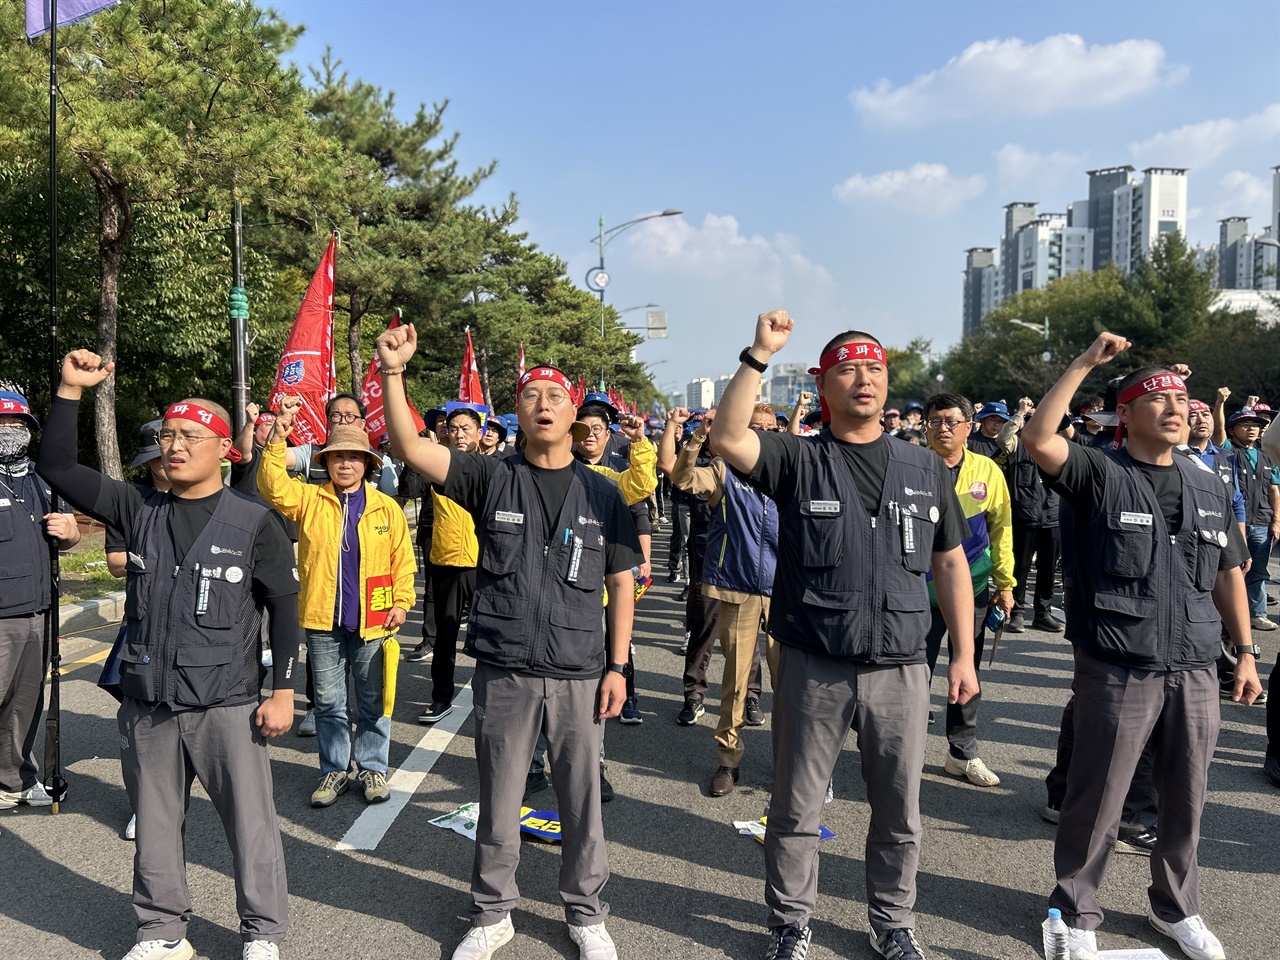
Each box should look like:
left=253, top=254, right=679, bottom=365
left=1265, top=754, right=1280, bottom=788
left=1004, top=610, right=1026, bottom=634
left=418, top=702, right=453, bottom=724
left=1115, top=828, right=1158, bottom=856
left=870, top=927, right=926, bottom=959
left=764, top=924, right=812, bottom=960
left=404, top=642, right=433, bottom=663
left=744, top=697, right=765, bottom=726
left=1041, top=802, right=1061, bottom=824
left=523, top=770, right=549, bottom=802
left=599, top=764, right=614, bottom=803
left=1031, top=614, right=1063, bottom=633
left=678, top=585, right=690, bottom=602
left=677, top=697, right=705, bottom=726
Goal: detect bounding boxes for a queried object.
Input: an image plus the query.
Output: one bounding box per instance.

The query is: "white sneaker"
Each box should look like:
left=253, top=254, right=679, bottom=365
left=943, top=754, right=1001, bottom=787
left=1066, top=927, right=1098, bottom=960
left=1148, top=913, right=1226, bottom=960
left=0, top=782, right=54, bottom=808
left=451, top=916, right=515, bottom=960
left=243, top=941, right=280, bottom=960
left=124, top=814, right=137, bottom=841
left=568, top=923, right=617, bottom=960
left=120, top=940, right=195, bottom=960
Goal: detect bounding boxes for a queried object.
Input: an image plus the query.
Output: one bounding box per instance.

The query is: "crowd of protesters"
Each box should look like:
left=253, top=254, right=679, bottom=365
left=0, top=311, right=1275, bottom=960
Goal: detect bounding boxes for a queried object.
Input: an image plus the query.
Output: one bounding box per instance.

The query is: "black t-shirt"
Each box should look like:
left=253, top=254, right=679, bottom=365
left=967, top=433, right=1002, bottom=459
left=443, top=449, right=644, bottom=574
left=1050, top=443, right=1248, bottom=568
left=749, top=431, right=968, bottom=552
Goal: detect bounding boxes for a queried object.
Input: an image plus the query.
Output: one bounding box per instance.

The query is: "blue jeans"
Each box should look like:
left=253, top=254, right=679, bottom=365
left=306, top=628, right=391, bottom=776
left=1244, top=525, right=1272, bottom=618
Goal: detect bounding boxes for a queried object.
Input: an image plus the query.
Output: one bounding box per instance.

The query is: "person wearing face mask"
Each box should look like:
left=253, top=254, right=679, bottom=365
left=257, top=395, right=416, bottom=808
left=0, top=390, right=81, bottom=811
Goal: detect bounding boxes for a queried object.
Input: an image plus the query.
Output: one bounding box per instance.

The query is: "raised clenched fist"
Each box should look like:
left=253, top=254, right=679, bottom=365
left=753, top=310, right=794, bottom=357
left=272, top=396, right=302, bottom=442
left=1079, top=332, right=1130, bottom=368
left=377, top=323, right=418, bottom=369
left=667, top=407, right=690, bottom=425
left=61, top=350, right=113, bottom=389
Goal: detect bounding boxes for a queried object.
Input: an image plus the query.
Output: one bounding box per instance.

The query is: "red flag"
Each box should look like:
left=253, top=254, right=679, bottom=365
left=270, top=234, right=337, bottom=446
left=459, top=327, right=483, bottom=402
left=359, top=310, right=425, bottom=446
left=517, top=343, right=526, bottom=392
left=572, top=377, right=587, bottom=407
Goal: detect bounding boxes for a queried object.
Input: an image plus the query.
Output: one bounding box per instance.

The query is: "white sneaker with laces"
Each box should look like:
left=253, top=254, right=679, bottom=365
left=120, top=940, right=195, bottom=960
left=0, top=782, right=54, bottom=808
left=242, top=941, right=280, bottom=960
left=451, top=916, right=515, bottom=960
left=1148, top=913, right=1225, bottom=960
left=943, top=754, right=1001, bottom=787
left=1066, top=927, right=1098, bottom=960
left=124, top=814, right=137, bottom=841
left=568, top=923, right=618, bottom=960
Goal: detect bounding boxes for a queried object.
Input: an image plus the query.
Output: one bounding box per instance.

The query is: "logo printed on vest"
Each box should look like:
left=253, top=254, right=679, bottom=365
left=1120, top=511, right=1153, bottom=526
left=577, top=515, right=603, bottom=527
left=1197, top=507, right=1223, bottom=519
left=210, top=544, right=245, bottom=557
left=808, top=500, right=841, bottom=515
left=494, top=510, right=524, bottom=525
left=904, top=487, right=933, bottom=497
left=969, top=481, right=987, bottom=501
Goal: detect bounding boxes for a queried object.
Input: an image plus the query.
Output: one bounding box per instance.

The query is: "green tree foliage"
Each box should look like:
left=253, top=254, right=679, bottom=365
left=884, top=337, right=941, bottom=408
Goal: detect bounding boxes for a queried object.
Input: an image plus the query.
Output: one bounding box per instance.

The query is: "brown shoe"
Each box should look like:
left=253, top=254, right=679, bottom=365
left=709, top=766, right=739, bottom=797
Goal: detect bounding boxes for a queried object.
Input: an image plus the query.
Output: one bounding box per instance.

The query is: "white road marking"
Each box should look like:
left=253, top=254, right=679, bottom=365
left=335, top=683, right=473, bottom=852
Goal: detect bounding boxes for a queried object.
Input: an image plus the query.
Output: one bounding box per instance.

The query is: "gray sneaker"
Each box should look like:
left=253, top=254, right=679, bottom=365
left=357, top=770, right=390, bottom=804
left=311, top=770, right=349, bottom=807
left=297, top=709, right=317, bottom=737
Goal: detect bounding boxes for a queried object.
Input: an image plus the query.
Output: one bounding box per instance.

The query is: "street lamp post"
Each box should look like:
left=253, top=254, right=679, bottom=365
left=1009, top=315, right=1052, bottom=363
left=586, top=209, right=681, bottom=390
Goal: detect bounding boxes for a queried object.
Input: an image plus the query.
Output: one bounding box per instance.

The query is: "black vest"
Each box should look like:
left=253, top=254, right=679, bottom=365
left=1231, top=444, right=1275, bottom=526
left=996, top=443, right=1060, bottom=528
left=1068, top=450, right=1231, bottom=671
left=0, top=467, right=53, bottom=617
left=465, top=455, right=619, bottom=679
left=769, top=434, right=940, bottom=663
left=118, top=488, right=266, bottom=707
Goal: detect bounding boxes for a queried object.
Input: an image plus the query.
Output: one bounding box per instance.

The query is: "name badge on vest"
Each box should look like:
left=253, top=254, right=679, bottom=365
left=494, top=510, right=524, bottom=525
left=0, top=498, right=9, bottom=507
left=1119, top=511, right=1153, bottom=527
left=807, top=500, right=841, bottom=516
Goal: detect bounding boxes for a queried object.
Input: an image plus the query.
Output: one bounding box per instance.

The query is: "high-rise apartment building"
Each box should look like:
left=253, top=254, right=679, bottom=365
left=962, top=247, right=998, bottom=335
left=1112, top=168, right=1188, bottom=274
left=686, top=378, right=714, bottom=409
left=1000, top=202, right=1037, bottom=301
left=768, top=363, right=816, bottom=411
left=1014, top=214, right=1094, bottom=294
left=1085, top=166, right=1134, bottom=269
left=1219, top=217, right=1253, bottom=289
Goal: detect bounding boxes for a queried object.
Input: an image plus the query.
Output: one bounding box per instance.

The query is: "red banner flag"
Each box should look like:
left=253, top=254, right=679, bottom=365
left=517, top=343, right=526, bottom=392
left=572, top=377, right=587, bottom=407
left=359, top=310, right=425, bottom=446
left=459, top=327, right=483, bottom=403
left=270, top=234, right=338, bottom=446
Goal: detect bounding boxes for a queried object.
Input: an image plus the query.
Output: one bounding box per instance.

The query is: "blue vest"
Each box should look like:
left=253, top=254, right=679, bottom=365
left=769, top=434, right=941, bottom=663
left=118, top=488, right=267, bottom=707
left=1070, top=449, right=1232, bottom=671
left=702, top=461, right=778, bottom=597
left=466, top=455, right=620, bottom=679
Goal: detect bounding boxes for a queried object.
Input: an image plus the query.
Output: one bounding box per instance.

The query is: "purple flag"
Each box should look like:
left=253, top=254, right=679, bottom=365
left=25, top=0, right=121, bottom=38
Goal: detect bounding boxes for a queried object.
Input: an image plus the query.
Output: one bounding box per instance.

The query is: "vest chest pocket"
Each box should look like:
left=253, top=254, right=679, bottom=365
left=899, top=513, right=935, bottom=574
left=564, top=529, right=604, bottom=591
left=799, top=500, right=845, bottom=568
left=124, top=559, right=152, bottom=621
left=1103, top=513, right=1154, bottom=578
left=0, top=507, right=14, bottom=542
left=1192, top=527, right=1225, bottom=591
left=195, top=575, right=241, bottom=630
left=480, top=518, right=523, bottom=576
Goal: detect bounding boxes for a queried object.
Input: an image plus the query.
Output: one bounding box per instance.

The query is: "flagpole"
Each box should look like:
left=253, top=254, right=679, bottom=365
left=45, top=0, right=67, bottom=815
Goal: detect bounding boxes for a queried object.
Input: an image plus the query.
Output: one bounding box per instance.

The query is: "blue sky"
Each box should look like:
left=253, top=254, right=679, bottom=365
left=271, top=0, right=1279, bottom=398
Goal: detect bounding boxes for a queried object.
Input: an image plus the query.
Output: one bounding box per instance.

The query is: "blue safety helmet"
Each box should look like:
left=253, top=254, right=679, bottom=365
left=579, top=391, right=619, bottom=424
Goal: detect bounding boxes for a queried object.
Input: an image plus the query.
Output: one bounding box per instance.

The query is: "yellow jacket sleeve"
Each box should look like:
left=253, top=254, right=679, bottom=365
left=987, top=467, right=1016, bottom=592
left=257, top=441, right=313, bottom=521
left=589, top=438, right=658, bottom=505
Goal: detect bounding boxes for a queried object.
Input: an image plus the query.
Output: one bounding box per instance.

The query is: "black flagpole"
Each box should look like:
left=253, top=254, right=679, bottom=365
left=44, top=0, right=67, bottom=815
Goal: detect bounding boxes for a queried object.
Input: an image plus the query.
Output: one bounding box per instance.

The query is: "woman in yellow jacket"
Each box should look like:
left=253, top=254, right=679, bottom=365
left=259, top=396, right=417, bottom=808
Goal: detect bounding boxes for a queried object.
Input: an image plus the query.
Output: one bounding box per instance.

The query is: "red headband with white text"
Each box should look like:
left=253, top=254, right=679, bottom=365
left=1111, top=372, right=1187, bottom=450
left=517, top=366, right=574, bottom=396
left=806, top=341, right=887, bottom=423
left=163, top=401, right=240, bottom=462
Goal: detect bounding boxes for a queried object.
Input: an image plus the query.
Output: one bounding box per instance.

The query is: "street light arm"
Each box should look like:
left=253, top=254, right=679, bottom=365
left=592, top=209, right=683, bottom=247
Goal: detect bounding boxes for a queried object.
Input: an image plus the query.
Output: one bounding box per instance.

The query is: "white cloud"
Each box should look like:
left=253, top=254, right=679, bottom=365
left=1128, top=104, right=1280, bottom=170
left=833, top=163, right=986, bottom=217
left=1191, top=170, right=1274, bottom=227
left=625, top=213, right=834, bottom=295
left=995, top=144, right=1086, bottom=190
left=852, top=35, right=1183, bottom=127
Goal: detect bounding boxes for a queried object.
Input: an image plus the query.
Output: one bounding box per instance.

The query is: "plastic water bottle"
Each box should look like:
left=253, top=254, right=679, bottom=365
left=1042, top=908, right=1069, bottom=960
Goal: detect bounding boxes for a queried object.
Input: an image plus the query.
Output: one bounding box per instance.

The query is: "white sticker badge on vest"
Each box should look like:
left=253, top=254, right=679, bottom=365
left=1217, top=531, right=1228, bottom=547
left=494, top=510, right=525, bottom=525
left=1119, top=511, right=1153, bottom=526
left=928, top=505, right=940, bottom=523
left=808, top=500, right=841, bottom=515
left=224, top=565, right=245, bottom=584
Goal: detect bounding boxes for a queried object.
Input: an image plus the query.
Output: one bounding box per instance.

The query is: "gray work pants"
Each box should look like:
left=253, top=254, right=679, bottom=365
left=471, top=662, right=609, bottom=928
left=764, top=643, right=929, bottom=934
left=119, top=698, right=289, bottom=945
left=1050, top=649, right=1219, bottom=931
left=0, top=612, right=46, bottom=792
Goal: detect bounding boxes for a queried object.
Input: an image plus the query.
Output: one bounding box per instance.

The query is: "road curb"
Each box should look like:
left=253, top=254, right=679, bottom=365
left=59, top=589, right=124, bottom=635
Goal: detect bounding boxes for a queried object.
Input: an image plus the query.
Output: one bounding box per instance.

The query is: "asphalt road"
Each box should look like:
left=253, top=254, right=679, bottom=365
left=3, top=537, right=1277, bottom=960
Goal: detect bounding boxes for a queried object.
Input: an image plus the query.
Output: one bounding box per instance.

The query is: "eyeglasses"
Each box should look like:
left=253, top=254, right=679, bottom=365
left=327, top=411, right=363, bottom=424
left=584, top=424, right=609, bottom=436
left=157, top=431, right=220, bottom=449
left=925, top=418, right=968, bottom=431
left=518, top=388, right=569, bottom=407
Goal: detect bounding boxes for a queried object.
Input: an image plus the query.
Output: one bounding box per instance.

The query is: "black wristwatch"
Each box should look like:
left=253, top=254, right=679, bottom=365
left=1233, top=644, right=1261, bottom=658
left=606, top=662, right=632, bottom=678
left=739, top=347, right=768, bottom=373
